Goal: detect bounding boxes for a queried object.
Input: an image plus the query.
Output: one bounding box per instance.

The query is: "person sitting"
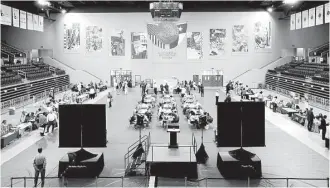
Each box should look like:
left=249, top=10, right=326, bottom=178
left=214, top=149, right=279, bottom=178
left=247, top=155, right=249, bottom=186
left=1, top=120, right=8, bottom=136
left=170, top=112, right=179, bottom=123
left=198, top=115, right=207, bottom=129
left=241, top=88, right=247, bottom=99
left=206, top=113, right=213, bottom=124
left=129, top=114, right=137, bottom=125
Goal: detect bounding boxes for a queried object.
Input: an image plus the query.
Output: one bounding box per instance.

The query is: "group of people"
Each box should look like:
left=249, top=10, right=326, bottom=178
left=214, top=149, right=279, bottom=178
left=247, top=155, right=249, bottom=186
left=114, top=79, right=131, bottom=95
left=158, top=94, right=179, bottom=127
left=129, top=94, right=156, bottom=129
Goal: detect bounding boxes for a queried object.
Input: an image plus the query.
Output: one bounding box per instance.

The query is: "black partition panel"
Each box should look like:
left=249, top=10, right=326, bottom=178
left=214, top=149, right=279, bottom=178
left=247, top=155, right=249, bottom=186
left=59, top=104, right=107, bottom=148
left=217, top=102, right=242, bottom=147
left=217, top=102, right=265, bottom=147
left=242, top=102, right=265, bottom=147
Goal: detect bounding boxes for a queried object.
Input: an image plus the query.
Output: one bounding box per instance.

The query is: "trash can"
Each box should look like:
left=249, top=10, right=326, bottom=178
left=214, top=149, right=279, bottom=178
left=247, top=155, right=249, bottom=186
left=9, top=107, right=15, bottom=115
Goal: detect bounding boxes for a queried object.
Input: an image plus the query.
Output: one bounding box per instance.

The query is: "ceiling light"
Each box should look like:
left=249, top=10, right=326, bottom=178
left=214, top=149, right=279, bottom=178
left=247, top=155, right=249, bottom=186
left=267, top=7, right=273, bottom=12
left=283, top=0, right=298, bottom=4
left=61, top=9, right=67, bottom=14
left=38, top=0, right=48, bottom=6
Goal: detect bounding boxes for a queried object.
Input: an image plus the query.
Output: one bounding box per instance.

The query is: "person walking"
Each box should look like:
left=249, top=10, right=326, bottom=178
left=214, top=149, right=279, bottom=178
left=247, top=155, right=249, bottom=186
left=215, top=90, right=219, bottom=105
left=198, top=80, right=201, bottom=93
left=307, top=108, right=315, bottom=131
left=46, top=111, right=56, bottom=133
left=107, top=92, right=113, bottom=108
left=33, top=148, right=46, bottom=187
left=200, top=84, right=204, bottom=97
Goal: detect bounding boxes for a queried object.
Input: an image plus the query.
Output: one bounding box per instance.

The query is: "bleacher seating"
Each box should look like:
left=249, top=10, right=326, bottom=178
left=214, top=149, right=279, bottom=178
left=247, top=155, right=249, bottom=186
left=266, top=60, right=329, bottom=110
left=1, top=42, right=26, bottom=57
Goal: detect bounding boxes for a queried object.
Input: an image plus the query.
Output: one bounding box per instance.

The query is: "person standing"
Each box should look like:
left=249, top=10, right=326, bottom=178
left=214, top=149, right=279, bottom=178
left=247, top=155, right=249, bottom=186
left=124, top=83, right=128, bottom=95
left=198, top=80, right=201, bottom=93
left=215, top=90, right=219, bottom=105
left=200, top=84, right=204, bottom=97
left=320, top=115, right=328, bottom=140
left=46, top=111, right=56, bottom=133
left=226, top=81, right=231, bottom=95
left=307, top=108, right=315, bottom=132
left=33, top=148, right=46, bottom=187
left=272, top=96, right=278, bottom=112
left=107, top=92, right=113, bottom=108
left=224, top=93, right=231, bottom=102
left=154, top=82, right=158, bottom=95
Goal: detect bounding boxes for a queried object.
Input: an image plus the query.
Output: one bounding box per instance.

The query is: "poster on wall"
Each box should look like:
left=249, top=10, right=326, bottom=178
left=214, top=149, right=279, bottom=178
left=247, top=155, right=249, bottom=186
left=12, top=8, right=19, bottom=27
left=295, top=12, right=301, bottom=29
left=232, top=25, right=248, bottom=53
left=187, top=32, right=203, bottom=60
left=131, top=32, right=147, bottom=59
left=254, top=21, right=271, bottom=52
left=1, top=5, right=12, bottom=26
left=110, top=29, right=125, bottom=56
left=38, top=16, right=43, bottom=32
left=309, top=8, right=315, bottom=27
left=85, top=26, right=103, bottom=53
left=19, top=10, right=26, bottom=29
left=27, top=13, right=33, bottom=30
left=64, top=23, right=81, bottom=53
left=325, top=3, right=330, bottom=23
left=290, top=14, right=296, bottom=30
left=302, top=10, right=309, bottom=28
left=209, top=29, right=226, bottom=57
left=316, top=5, right=324, bottom=25
left=32, top=14, right=38, bottom=31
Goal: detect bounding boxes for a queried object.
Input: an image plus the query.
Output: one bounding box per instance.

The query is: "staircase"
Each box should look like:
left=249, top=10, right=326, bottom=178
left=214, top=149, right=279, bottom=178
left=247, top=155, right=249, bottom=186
left=124, top=133, right=151, bottom=176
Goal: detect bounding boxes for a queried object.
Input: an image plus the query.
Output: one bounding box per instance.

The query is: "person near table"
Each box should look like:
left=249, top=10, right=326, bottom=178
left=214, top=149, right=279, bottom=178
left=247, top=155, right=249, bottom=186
left=33, top=148, right=46, bottom=187
left=1, top=120, right=9, bottom=136
left=271, top=96, right=278, bottom=112
left=224, top=93, right=231, bottom=102
left=198, top=80, right=201, bottom=93
left=215, top=90, right=219, bottom=105
left=307, top=108, right=315, bottom=132
left=46, top=111, right=57, bottom=133
left=89, top=87, right=95, bottom=99
left=154, top=82, right=158, bottom=95
left=38, top=113, right=48, bottom=133
left=320, top=115, right=328, bottom=140
left=200, top=84, right=204, bottom=97
left=257, top=91, right=264, bottom=102
left=241, top=88, right=247, bottom=100
left=226, top=81, right=231, bottom=95
left=107, top=92, right=113, bottom=108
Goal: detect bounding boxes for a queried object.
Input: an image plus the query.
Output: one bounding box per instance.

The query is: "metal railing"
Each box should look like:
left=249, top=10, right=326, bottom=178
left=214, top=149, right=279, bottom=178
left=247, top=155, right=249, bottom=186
left=10, top=176, right=329, bottom=187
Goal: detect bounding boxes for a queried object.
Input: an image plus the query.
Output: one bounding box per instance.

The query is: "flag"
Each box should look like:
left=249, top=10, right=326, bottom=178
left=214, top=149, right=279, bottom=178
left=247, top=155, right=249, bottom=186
left=147, top=22, right=187, bottom=49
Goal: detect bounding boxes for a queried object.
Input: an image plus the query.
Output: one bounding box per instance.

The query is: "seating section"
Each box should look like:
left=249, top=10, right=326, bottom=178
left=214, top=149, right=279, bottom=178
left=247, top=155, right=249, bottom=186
left=0, top=70, right=22, bottom=86
left=270, top=61, right=329, bottom=84
left=1, top=42, right=26, bottom=57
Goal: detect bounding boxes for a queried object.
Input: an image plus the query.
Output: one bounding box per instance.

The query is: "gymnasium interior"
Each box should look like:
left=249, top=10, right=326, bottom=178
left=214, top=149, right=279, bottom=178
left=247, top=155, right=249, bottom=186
left=0, top=0, right=329, bottom=187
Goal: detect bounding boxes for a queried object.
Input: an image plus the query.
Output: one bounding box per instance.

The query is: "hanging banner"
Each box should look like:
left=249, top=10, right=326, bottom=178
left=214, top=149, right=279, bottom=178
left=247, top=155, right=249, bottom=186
left=1, top=5, right=12, bottom=26
left=19, top=10, right=26, bottom=29
left=290, top=14, right=296, bottom=30
left=295, top=12, right=301, bottom=29
left=27, top=13, right=33, bottom=30
left=316, top=5, right=324, bottom=25
left=39, top=16, right=43, bottom=32
left=209, top=29, right=226, bottom=58
left=12, top=8, right=19, bottom=27
left=187, top=32, right=203, bottom=60
left=131, top=32, right=148, bottom=59
left=33, top=14, right=38, bottom=31
left=309, top=8, right=316, bottom=27
left=302, top=10, right=309, bottom=28
left=325, top=3, right=330, bottom=23
left=110, top=29, right=125, bottom=57
left=64, top=22, right=81, bottom=53
left=254, top=21, right=271, bottom=52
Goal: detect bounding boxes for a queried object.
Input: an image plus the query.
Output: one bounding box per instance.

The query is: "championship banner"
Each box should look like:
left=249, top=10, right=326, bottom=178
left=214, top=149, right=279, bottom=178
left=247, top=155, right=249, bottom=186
left=295, top=12, right=301, bottom=29
left=290, top=14, right=296, bottom=30
left=302, top=10, right=309, bottom=28
left=316, top=5, right=324, bottom=25
left=147, top=22, right=187, bottom=61
left=20, top=10, right=26, bottom=29
left=27, top=13, right=33, bottom=30
left=64, top=22, right=81, bottom=53
left=309, top=8, right=315, bottom=27
left=33, top=14, right=38, bottom=31
left=39, top=16, right=43, bottom=32
left=1, top=5, right=12, bottom=26
left=325, top=3, right=330, bottom=23
left=12, top=8, right=19, bottom=27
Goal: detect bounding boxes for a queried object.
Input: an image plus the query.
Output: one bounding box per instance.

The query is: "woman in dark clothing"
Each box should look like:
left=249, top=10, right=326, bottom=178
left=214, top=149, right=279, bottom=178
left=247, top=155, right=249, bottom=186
left=107, top=92, right=113, bottom=108
left=200, top=84, right=204, bottom=97
left=320, top=115, right=328, bottom=140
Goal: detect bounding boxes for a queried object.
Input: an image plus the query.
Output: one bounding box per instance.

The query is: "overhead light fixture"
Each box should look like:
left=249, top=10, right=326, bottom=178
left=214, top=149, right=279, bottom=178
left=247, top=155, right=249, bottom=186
left=38, top=0, right=48, bottom=6
left=267, top=7, right=273, bottom=12
left=61, top=9, right=67, bottom=14
left=283, top=0, right=298, bottom=4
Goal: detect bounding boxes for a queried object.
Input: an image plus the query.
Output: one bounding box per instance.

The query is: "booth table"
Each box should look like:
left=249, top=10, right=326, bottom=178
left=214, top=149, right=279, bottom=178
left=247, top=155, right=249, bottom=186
left=281, top=108, right=298, bottom=117
left=14, top=122, right=32, bottom=136
left=291, top=113, right=306, bottom=126
left=77, top=94, right=89, bottom=103
left=1, top=130, right=19, bottom=148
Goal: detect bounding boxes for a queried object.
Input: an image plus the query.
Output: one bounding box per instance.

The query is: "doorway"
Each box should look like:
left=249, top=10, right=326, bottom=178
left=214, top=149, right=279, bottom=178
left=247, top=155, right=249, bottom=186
left=135, top=75, right=141, bottom=87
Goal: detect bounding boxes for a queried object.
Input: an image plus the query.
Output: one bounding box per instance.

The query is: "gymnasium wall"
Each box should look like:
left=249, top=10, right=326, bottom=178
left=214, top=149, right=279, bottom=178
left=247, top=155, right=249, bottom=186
left=2, top=12, right=294, bottom=83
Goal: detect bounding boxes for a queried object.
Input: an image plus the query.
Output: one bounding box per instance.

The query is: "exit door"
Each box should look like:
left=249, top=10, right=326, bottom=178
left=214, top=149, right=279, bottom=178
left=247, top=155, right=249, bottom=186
left=135, top=75, right=141, bottom=86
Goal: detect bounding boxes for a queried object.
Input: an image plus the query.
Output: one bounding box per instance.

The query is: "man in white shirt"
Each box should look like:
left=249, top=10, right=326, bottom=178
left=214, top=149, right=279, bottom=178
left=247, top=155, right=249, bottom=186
left=46, top=111, right=57, bottom=133
left=33, top=148, right=46, bottom=187
left=215, top=90, right=219, bottom=105
left=257, top=91, right=264, bottom=102
left=89, top=87, right=95, bottom=99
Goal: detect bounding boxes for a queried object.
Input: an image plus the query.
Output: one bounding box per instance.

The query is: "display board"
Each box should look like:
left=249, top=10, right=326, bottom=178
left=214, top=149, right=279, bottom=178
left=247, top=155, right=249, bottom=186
left=217, top=102, right=265, bottom=147
left=59, top=104, right=107, bottom=148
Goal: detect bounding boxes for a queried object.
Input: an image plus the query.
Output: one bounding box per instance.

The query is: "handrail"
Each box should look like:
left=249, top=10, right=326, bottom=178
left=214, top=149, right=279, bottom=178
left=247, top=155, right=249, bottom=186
left=51, top=57, right=76, bottom=70
left=82, top=70, right=102, bottom=81
left=259, top=57, right=282, bottom=69
left=1, top=42, right=27, bottom=56
left=231, top=69, right=251, bottom=81
left=310, top=42, right=329, bottom=53
left=1, top=50, right=15, bottom=57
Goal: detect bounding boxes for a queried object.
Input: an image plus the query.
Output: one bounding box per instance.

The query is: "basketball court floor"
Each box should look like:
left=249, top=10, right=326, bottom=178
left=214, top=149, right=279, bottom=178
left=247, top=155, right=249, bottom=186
left=1, top=88, right=329, bottom=187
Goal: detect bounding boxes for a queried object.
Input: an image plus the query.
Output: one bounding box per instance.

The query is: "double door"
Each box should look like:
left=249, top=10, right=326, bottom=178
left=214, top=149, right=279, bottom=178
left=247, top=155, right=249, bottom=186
left=202, top=75, right=223, bottom=87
